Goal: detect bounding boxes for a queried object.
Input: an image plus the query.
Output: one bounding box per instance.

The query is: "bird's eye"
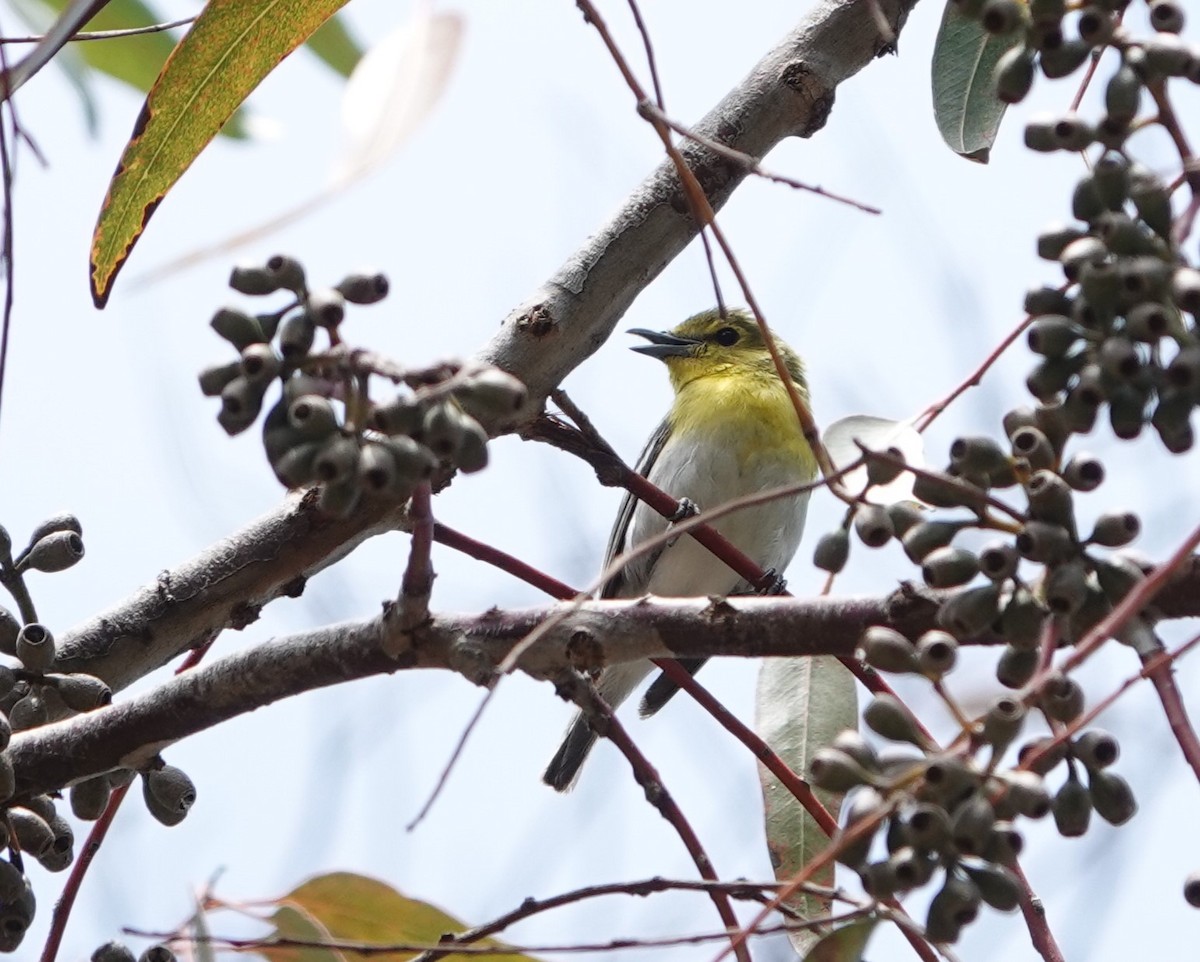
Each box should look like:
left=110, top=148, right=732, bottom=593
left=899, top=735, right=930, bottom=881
left=714, top=327, right=740, bottom=346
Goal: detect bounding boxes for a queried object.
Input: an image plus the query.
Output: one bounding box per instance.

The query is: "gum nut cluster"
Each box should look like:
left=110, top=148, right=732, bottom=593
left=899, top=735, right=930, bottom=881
left=808, top=626, right=1135, bottom=944
left=199, top=255, right=527, bottom=517
left=0, top=517, right=198, bottom=953
left=91, top=942, right=177, bottom=962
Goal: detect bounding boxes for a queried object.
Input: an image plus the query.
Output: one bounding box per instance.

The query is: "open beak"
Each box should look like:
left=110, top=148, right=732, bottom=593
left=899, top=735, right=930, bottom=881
left=628, top=328, right=700, bottom=360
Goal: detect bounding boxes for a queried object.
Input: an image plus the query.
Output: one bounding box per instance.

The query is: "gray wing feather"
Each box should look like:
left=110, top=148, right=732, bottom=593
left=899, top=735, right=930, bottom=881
left=599, top=418, right=672, bottom=599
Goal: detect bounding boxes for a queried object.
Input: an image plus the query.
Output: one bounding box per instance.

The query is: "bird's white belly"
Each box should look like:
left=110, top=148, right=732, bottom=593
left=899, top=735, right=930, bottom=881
left=625, top=438, right=811, bottom=598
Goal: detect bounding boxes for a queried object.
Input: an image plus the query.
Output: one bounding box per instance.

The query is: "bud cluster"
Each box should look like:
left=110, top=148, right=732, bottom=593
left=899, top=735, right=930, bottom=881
left=200, top=256, right=526, bottom=517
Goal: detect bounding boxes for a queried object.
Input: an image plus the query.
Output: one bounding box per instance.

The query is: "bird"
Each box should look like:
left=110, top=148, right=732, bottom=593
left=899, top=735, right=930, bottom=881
left=543, top=307, right=817, bottom=791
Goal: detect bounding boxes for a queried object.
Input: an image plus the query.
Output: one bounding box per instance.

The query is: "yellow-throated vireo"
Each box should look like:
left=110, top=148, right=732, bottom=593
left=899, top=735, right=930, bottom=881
left=543, top=308, right=817, bottom=791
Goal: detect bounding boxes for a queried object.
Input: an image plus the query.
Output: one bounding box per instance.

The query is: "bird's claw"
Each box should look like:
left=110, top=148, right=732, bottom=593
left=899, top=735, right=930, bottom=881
left=670, top=498, right=700, bottom=523
left=756, top=568, right=788, bottom=595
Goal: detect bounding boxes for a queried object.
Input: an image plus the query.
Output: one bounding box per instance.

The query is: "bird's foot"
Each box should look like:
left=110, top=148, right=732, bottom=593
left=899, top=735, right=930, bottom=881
left=670, top=498, right=700, bottom=523
left=756, top=568, right=788, bottom=595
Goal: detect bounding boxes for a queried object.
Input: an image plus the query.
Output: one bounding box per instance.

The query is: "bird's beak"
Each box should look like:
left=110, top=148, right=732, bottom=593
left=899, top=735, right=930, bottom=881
left=627, top=328, right=699, bottom=359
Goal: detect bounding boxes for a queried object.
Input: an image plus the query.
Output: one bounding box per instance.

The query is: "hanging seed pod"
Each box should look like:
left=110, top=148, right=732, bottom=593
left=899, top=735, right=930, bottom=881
left=1016, top=521, right=1074, bottom=563
left=925, top=872, right=981, bottom=944
left=902, top=520, right=965, bottom=562
left=16, top=624, right=54, bottom=672
left=1027, top=470, right=1075, bottom=528
left=995, top=44, right=1036, bottom=102
left=922, top=547, right=981, bottom=589
left=858, top=626, right=917, bottom=674
left=70, top=775, right=113, bottom=821
left=336, top=271, right=390, bottom=304
left=22, top=530, right=85, bottom=574
left=142, top=765, right=197, bottom=827
left=978, top=540, right=1019, bottom=581
left=1024, top=286, right=1073, bottom=316
left=1027, top=315, right=1081, bottom=356
left=906, top=803, right=952, bottom=853
left=313, top=436, right=361, bottom=485
left=835, top=787, right=886, bottom=868
left=950, top=436, right=1010, bottom=476
left=1052, top=768, right=1093, bottom=837
left=1088, top=769, right=1137, bottom=824
left=916, top=630, right=958, bottom=679
left=1018, top=736, right=1069, bottom=776
left=1009, top=425, right=1056, bottom=470
left=1094, top=554, right=1145, bottom=603
left=994, top=769, right=1051, bottom=818
left=809, top=748, right=875, bottom=792
left=454, top=415, right=490, bottom=473
left=1042, top=672, right=1086, bottom=722
left=372, top=394, right=426, bottom=436
left=210, top=307, right=265, bottom=349
left=999, top=590, right=1049, bottom=650
left=305, top=288, right=346, bottom=328
left=239, top=343, right=281, bottom=387
left=832, top=730, right=880, bottom=771
left=812, top=528, right=851, bottom=574
left=951, top=793, right=997, bottom=856
left=1171, top=267, right=1200, bottom=315
left=964, top=861, right=1022, bottom=911
left=997, top=645, right=1040, bottom=688
left=1088, top=511, right=1140, bottom=547
left=1045, top=559, right=1090, bottom=616
left=983, top=821, right=1024, bottom=866
left=198, top=360, right=242, bottom=397
left=383, top=436, right=438, bottom=485
left=853, top=503, right=894, bottom=548
left=864, top=694, right=933, bottom=749
left=921, top=756, right=980, bottom=805
left=217, top=377, right=265, bottom=435
left=982, top=695, right=1026, bottom=751
left=278, top=311, right=317, bottom=360
left=1074, top=730, right=1120, bottom=770
left=1079, top=6, right=1115, bottom=47
left=937, top=583, right=1002, bottom=638
left=886, top=501, right=924, bottom=537
left=455, top=368, right=529, bottom=421
left=1061, top=453, right=1104, bottom=491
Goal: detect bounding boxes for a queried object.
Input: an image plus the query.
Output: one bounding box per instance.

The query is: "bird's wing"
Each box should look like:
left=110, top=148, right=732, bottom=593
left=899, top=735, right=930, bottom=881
left=599, top=417, right=672, bottom=599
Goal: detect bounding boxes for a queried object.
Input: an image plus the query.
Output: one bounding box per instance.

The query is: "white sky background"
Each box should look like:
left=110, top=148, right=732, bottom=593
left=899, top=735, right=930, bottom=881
left=1, top=0, right=1199, bottom=959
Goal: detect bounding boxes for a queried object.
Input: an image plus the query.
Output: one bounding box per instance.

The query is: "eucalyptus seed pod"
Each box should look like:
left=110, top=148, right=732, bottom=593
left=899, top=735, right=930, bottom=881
left=906, top=803, right=951, bottom=853
left=858, top=626, right=917, bottom=674
left=1089, top=768, right=1137, bottom=824
left=911, top=470, right=986, bottom=512
left=1026, top=470, right=1075, bottom=528
left=0, top=607, right=18, bottom=656
left=71, top=774, right=113, bottom=821
left=901, top=520, right=964, bottom=562
left=1167, top=345, right=1200, bottom=392
left=980, top=0, right=1024, bottom=33
left=382, top=435, right=437, bottom=484
left=1152, top=393, right=1194, bottom=454
left=1018, top=736, right=1069, bottom=775
left=455, top=368, right=528, bottom=421
left=925, top=874, right=979, bottom=944
left=1097, top=211, right=1167, bottom=257
left=1091, top=151, right=1130, bottom=207
left=264, top=254, right=306, bottom=293
left=455, top=415, right=490, bottom=473
left=1184, top=873, right=1200, bottom=908
left=1026, top=355, right=1083, bottom=402
left=10, top=691, right=48, bottom=730
left=239, top=343, right=281, bottom=386
left=813, top=529, right=850, bottom=573
left=52, top=673, right=112, bottom=711
left=217, top=377, right=264, bottom=435
left=313, top=435, right=361, bottom=485
left=1061, top=453, right=1104, bottom=492
left=1098, top=337, right=1142, bottom=383
left=950, top=435, right=1010, bottom=477
left=978, top=541, right=1019, bottom=581
left=864, top=448, right=906, bottom=487
left=1040, top=39, right=1090, bottom=78
left=1079, top=6, right=1116, bottom=47
left=277, top=310, right=316, bottom=359
left=1149, top=0, right=1185, bottom=33
left=888, top=846, right=936, bottom=891
left=965, top=861, right=1022, bottom=911
left=983, top=821, right=1024, bottom=866
left=1126, top=302, right=1178, bottom=346
left=1130, top=172, right=1174, bottom=239
left=317, top=479, right=361, bottom=518
left=143, top=765, right=197, bottom=827
left=1059, top=236, right=1108, bottom=281
left=210, top=307, right=265, bottom=349
left=357, top=442, right=401, bottom=495
left=1024, top=116, right=1060, bottom=153
left=9, top=808, right=52, bottom=857
left=937, top=583, right=1002, bottom=638
left=305, top=287, right=346, bottom=328
left=1024, top=286, right=1072, bottom=316
left=861, top=858, right=902, bottom=900
left=853, top=503, right=893, bottom=548
left=920, top=756, right=979, bottom=805
left=271, top=440, right=323, bottom=488
left=1045, top=559, right=1089, bottom=616
left=916, top=630, right=958, bottom=678
left=139, top=945, right=177, bottom=962
left=0, top=860, right=32, bottom=950
left=0, top=753, right=13, bottom=802
left=1034, top=401, right=1071, bottom=453
left=16, top=623, right=54, bottom=672
left=1094, top=554, right=1145, bottom=602
left=951, top=794, right=997, bottom=856
left=1016, top=520, right=1073, bottom=563
left=997, top=644, right=1040, bottom=688
left=287, top=395, right=339, bottom=440
left=835, top=787, right=886, bottom=868
left=886, top=501, right=924, bottom=537
left=1088, top=511, right=1140, bottom=547
left=372, top=395, right=426, bottom=436
left=832, top=730, right=879, bottom=771
left=982, top=695, right=1026, bottom=751
left=336, top=271, right=390, bottom=304
left=922, top=547, right=980, bottom=589
left=198, top=360, right=242, bottom=397
left=1008, top=425, right=1055, bottom=471
left=229, top=263, right=281, bottom=296
left=1172, top=267, right=1200, bottom=315
left=422, top=401, right=467, bottom=459
left=1050, top=768, right=1093, bottom=837
left=1074, top=729, right=1120, bottom=770
left=22, top=530, right=85, bottom=573
left=37, top=812, right=74, bottom=871
left=864, top=694, right=931, bottom=749
left=1026, top=315, right=1080, bottom=356
left=25, top=512, right=82, bottom=546
left=995, top=44, right=1036, bottom=102
left=809, top=748, right=875, bottom=792
left=1042, top=672, right=1086, bottom=722
left=995, top=769, right=1052, bottom=818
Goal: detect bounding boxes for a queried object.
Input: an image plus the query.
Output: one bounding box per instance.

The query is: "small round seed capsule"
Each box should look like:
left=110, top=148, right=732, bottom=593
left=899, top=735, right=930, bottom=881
left=92, top=941, right=137, bottom=962
left=25, top=510, right=82, bottom=543
left=71, top=775, right=114, bottom=821
left=916, top=630, right=958, bottom=679
left=264, top=254, right=306, bottom=293
left=9, top=808, right=52, bottom=857
left=1059, top=236, right=1108, bottom=281
left=0, top=859, right=32, bottom=951
left=863, top=447, right=906, bottom=487
left=1094, top=554, right=1145, bottom=603
left=357, top=442, right=400, bottom=495
left=277, top=311, right=316, bottom=360
left=886, top=501, right=924, bottom=537
left=1152, top=395, right=1194, bottom=454
left=911, top=470, right=987, bottom=512
left=271, top=440, right=323, bottom=489
left=1072, top=175, right=1107, bottom=222
left=809, top=748, right=874, bottom=792
left=229, top=263, right=282, bottom=296
left=813, top=529, right=850, bottom=574
left=1041, top=39, right=1091, bottom=78
left=906, top=803, right=951, bottom=852
left=217, top=377, right=264, bottom=436
left=0, top=608, right=18, bottom=656
left=980, top=0, right=1024, bottom=33
left=139, top=946, right=176, bottom=962
left=336, top=271, right=390, bottom=304
left=383, top=436, right=437, bottom=484
left=951, top=793, right=997, bottom=856
left=1042, top=672, right=1086, bottom=722
left=287, top=395, right=339, bottom=440
left=920, top=757, right=979, bottom=805
left=863, top=694, right=931, bottom=749
left=239, top=343, right=281, bottom=386
left=1185, top=872, right=1200, bottom=908
left=142, top=765, right=197, bottom=827
left=1008, top=426, right=1055, bottom=471
left=995, top=45, right=1036, bottom=102
left=209, top=307, right=265, bottom=350
left=901, top=520, right=963, bottom=562
left=832, top=730, right=879, bottom=771
left=997, top=645, right=1040, bottom=688
left=950, top=435, right=1010, bottom=476
left=937, top=583, right=1002, bottom=638
left=853, top=503, right=894, bottom=548
left=22, top=530, right=85, bottom=573
left=1045, top=559, right=1089, bottom=616
left=1061, top=453, right=1104, bottom=492
left=982, top=695, right=1026, bottom=751
left=421, top=402, right=466, bottom=459
left=198, top=360, right=242, bottom=397
left=1172, top=267, right=1200, bottom=315
left=1074, top=729, right=1120, bottom=770
left=371, top=395, right=425, bottom=436
left=1098, top=337, right=1141, bottom=381
left=858, top=626, right=917, bottom=674
left=962, top=861, right=1021, bottom=912
left=313, top=436, right=360, bottom=485
left=995, top=769, right=1052, bottom=818
left=1149, top=0, right=1186, bottom=33
left=978, top=541, right=1019, bottom=581
left=1027, top=470, right=1075, bottom=528
left=1079, top=5, right=1115, bottom=46
left=983, top=821, right=1024, bottom=867
left=16, top=623, right=54, bottom=671
left=51, top=673, right=112, bottom=711
left=1024, top=286, right=1073, bottom=317
left=455, top=416, right=490, bottom=473
left=1026, top=355, right=1083, bottom=402
left=1026, top=315, right=1081, bottom=357
left=305, top=287, right=346, bottom=328
left=835, top=787, right=886, bottom=868
left=1088, top=768, right=1137, bottom=825
left=1016, top=520, right=1074, bottom=563
left=455, top=368, right=529, bottom=421
left=1019, top=735, right=1069, bottom=775
left=9, top=691, right=48, bottom=730
left=37, top=811, right=74, bottom=872
left=1088, top=510, right=1140, bottom=547
left=317, top=478, right=361, bottom=518
left=922, top=547, right=980, bottom=589
left=1167, top=345, right=1200, bottom=391
left=1130, top=173, right=1174, bottom=240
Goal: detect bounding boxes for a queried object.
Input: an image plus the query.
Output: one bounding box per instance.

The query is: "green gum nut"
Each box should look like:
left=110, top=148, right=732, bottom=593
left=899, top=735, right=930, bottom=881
left=1088, top=768, right=1137, bottom=824
left=1041, top=672, right=1086, bottom=721
left=1026, top=315, right=1080, bottom=356
left=455, top=415, right=490, bottom=473
left=996, top=644, right=1039, bottom=688
left=1053, top=769, right=1093, bottom=837
left=951, top=794, right=996, bottom=856
left=23, top=530, right=85, bottom=573
left=922, top=547, right=980, bottom=589
left=383, top=436, right=437, bottom=483
left=964, top=862, right=1021, bottom=911
left=901, top=520, right=964, bottom=562
left=857, top=625, right=917, bottom=674
left=271, top=440, right=324, bottom=489
left=1079, top=6, right=1116, bottom=47
left=210, top=307, right=265, bottom=350
left=264, top=254, right=306, bottom=293
left=982, top=695, right=1026, bottom=750
left=1074, top=729, right=1120, bottom=770
left=1040, top=39, right=1090, bottom=78
left=916, top=630, right=958, bottom=678
left=336, top=271, right=390, bottom=305
left=1018, top=735, right=1068, bottom=775
left=278, top=311, right=316, bottom=360
left=1009, top=426, right=1055, bottom=470
left=372, top=394, right=426, bottom=436
left=937, top=583, right=1002, bottom=638
left=217, top=377, right=265, bottom=436
left=288, top=395, right=339, bottom=440
left=863, top=693, right=930, bottom=749
left=995, top=45, right=1036, bottom=102
left=198, top=360, right=242, bottom=397
left=1026, top=469, right=1075, bottom=527
left=813, top=529, right=850, bottom=573
left=978, top=540, right=1018, bottom=580
left=239, top=344, right=281, bottom=385
left=809, top=747, right=874, bottom=792
left=1061, top=453, right=1104, bottom=491
left=228, top=263, right=281, bottom=296
left=305, top=287, right=346, bottom=328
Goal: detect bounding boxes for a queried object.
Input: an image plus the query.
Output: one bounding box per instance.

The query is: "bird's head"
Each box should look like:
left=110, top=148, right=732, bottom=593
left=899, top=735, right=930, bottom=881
left=628, top=308, right=806, bottom=392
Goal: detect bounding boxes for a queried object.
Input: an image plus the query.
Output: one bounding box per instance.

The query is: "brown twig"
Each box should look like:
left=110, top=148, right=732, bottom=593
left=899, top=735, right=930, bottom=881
left=0, top=17, right=195, bottom=44
left=398, top=482, right=435, bottom=630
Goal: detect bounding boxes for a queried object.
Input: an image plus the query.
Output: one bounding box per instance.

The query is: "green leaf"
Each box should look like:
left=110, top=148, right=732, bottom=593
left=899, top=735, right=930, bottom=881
left=261, top=872, right=541, bottom=962
left=931, top=1, right=1020, bottom=162
left=756, top=656, right=858, bottom=957
left=305, top=13, right=363, bottom=77
left=89, top=0, right=352, bottom=307
left=801, top=919, right=878, bottom=962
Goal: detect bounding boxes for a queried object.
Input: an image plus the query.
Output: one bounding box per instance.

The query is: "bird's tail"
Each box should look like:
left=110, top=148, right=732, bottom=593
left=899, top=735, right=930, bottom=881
left=638, top=657, right=708, bottom=718
left=542, top=716, right=597, bottom=791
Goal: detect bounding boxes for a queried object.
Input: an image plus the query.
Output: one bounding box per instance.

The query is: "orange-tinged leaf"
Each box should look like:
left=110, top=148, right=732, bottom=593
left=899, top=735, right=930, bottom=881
left=252, top=872, right=540, bottom=962
left=89, top=0, right=351, bottom=307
